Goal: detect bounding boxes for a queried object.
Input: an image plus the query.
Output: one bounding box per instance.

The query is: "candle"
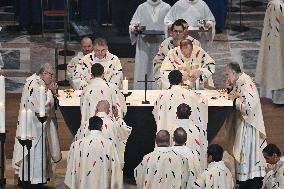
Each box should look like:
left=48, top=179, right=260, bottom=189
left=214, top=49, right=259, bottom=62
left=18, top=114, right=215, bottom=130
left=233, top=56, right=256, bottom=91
left=195, top=79, right=200, bottom=90
left=20, top=109, right=27, bottom=139
left=0, top=75, right=4, bottom=106
left=26, top=109, right=32, bottom=138
left=0, top=103, right=4, bottom=133
left=123, top=77, right=128, bottom=94
left=39, top=85, right=45, bottom=117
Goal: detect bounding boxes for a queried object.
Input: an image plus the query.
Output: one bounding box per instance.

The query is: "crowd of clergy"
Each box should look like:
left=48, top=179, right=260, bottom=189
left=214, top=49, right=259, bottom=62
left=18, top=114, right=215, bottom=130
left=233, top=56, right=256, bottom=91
left=11, top=0, right=284, bottom=189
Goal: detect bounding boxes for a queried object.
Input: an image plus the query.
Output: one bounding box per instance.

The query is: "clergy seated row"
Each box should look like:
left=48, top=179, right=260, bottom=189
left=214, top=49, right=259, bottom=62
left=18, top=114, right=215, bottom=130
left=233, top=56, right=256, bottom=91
left=67, top=37, right=123, bottom=90
left=80, top=63, right=126, bottom=123
left=135, top=130, right=234, bottom=189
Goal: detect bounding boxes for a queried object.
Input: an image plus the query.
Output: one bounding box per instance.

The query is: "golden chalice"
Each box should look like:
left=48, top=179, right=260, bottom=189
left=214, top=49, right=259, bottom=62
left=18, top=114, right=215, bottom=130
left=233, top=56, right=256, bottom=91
left=217, top=89, right=227, bottom=98
left=63, top=89, right=75, bottom=98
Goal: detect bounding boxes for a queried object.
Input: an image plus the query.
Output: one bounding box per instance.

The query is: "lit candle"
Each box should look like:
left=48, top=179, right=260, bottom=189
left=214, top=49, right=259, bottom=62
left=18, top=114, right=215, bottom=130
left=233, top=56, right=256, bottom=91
left=20, top=109, right=27, bottom=139
left=0, top=103, right=4, bottom=133
left=123, top=77, right=128, bottom=94
left=39, top=85, right=45, bottom=117
left=26, top=109, right=32, bottom=138
left=195, top=79, right=200, bottom=90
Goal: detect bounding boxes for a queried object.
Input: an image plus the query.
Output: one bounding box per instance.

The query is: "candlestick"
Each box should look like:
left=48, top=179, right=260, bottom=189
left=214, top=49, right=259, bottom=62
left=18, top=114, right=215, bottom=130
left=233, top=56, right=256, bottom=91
left=39, top=85, right=45, bottom=117
left=20, top=109, right=27, bottom=139
left=0, top=103, right=4, bottom=133
left=26, top=109, right=32, bottom=138
left=123, top=77, right=128, bottom=94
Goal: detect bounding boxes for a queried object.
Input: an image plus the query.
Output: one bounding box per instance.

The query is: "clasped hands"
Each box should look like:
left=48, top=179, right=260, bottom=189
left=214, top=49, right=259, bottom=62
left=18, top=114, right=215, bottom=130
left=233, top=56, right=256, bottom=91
left=180, top=69, right=201, bottom=82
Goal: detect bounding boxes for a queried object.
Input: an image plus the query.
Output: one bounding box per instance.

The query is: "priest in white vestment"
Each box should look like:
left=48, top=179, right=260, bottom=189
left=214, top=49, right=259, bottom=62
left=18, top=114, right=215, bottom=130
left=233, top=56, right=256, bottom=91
left=160, top=39, right=215, bottom=89
left=262, top=144, right=284, bottom=189
left=193, top=144, right=234, bottom=189
left=153, top=70, right=208, bottom=132
left=134, top=130, right=189, bottom=189
left=75, top=100, right=131, bottom=167
left=80, top=63, right=126, bottom=123
left=224, top=63, right=266, bottom=189
left=129, top=0, right=171, bottom=89
left=171, top=103, right=207, bottom=170
left=255, top=0, right=284, bottom=104
left=12, top=63, right=61, bottom=185
left=164, top=0, right=216, bottom=48
left=153, top=19, right=201, bottom=89
left=67, top=37, right=93, bottom=89
left=72, top=38, right=123, bottom=90
left=171, top=127, right=201, bottom=188
left=65, top=116, right=123, bottom=189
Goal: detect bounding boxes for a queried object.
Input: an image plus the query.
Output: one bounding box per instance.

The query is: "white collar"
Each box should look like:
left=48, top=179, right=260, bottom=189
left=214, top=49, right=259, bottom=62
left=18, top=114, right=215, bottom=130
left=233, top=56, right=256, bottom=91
left=90, top=77, right=105, bottom=83
left=184, top=0, right=199, bottom=5
left=96, top=112, right=108, bottom=118
left=177, top=119, right=194, bottom=126
left=208, top=161, right=227, bottom=171
left=90, top=130, right=103, bottom=136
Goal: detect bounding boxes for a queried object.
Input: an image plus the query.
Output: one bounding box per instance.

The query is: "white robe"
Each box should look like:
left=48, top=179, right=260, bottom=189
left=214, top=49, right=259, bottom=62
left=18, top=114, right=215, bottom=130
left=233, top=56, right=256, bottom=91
left=80, top=78, right=126, bottom=123
left=193, top=161, right=235, bottom=189
left=164, top=0, right=216, bottom=49
left=67, top=51, right=84, bottom=89
left=74, top=112, right=132, bottom=167
left=255, top=0, right=284, bottom=104
left=134, top=147, right=189, bottom=189
left=65, top=130, right=123, bottom=189
left=171, top=145, right=201, bottom=188
left=171, top=119, right=207, bottom=170
left=224, top=73, right=267, bottom=181
left=153, top=36, right=201, bottom=89
left=129, top=0, right=171, bottom=89
left=72, top=51, right=123, bottom=90
left=160, top=46, right=215, bottom=90
left=153, top=85, right=208, bottom=132
left=263, top=156, right=284, bottom=189
left=12, top=74, right=61, bottom=184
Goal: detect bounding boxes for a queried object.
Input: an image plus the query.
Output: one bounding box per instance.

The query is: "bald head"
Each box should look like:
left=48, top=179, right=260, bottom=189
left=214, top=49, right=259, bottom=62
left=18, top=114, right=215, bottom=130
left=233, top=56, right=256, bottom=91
left=173, top=127, right=187, bottom=145
left=81, top=36, right=93, bottom=55
left=96, top=100, right=110, bottom=115
left=156, top=130, right=170, bottom=147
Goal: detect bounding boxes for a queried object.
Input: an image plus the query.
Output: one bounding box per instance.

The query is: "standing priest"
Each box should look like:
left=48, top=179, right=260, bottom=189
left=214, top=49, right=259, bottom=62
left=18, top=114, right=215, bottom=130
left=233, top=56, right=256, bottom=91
left=12, top=63, right=61, bottom=187
left=153, top=19, right=201, bottom=89
left=75, top=100, right=132, bottom=167
left=164, top=0, right=216, bottom=47
left=225, top=62, right=267, bottom=189
left=134, top=130, right=189, bottom=189
left=129, top=0, right=170, bottom=89
left=255, top=0, right=284, bottom=104
left=160, top=39, right=215, bottom=90
left=153, top=70, right=208, bottom=134
left=73, top=38, right=123, bottom=90
left=67, top=37, right=93, bottom=89
left=80, top=63, right=126, bottom=123
left=65, top=116, right=123, bottom=189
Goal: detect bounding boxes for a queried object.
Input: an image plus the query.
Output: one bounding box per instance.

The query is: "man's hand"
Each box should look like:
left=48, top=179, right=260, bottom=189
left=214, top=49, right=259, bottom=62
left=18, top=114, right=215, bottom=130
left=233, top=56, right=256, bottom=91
left=226, top=78, right=233, bottom=90
left=112, top=106, right=119, bottom=119
left=189, top=69, right=202, bottom=80
left=228, top=92, right=238, bottom=101
left=48, top=82, right=58, bottom=94
left=265, top=164, right=276, bottom=173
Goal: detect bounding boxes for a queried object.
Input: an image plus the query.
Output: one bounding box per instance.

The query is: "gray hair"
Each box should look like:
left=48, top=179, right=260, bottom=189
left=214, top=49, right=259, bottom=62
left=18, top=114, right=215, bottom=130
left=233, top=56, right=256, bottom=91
left=94, top=38, right=108, bottom=46
left=38, top=63, right=54, bottom=74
